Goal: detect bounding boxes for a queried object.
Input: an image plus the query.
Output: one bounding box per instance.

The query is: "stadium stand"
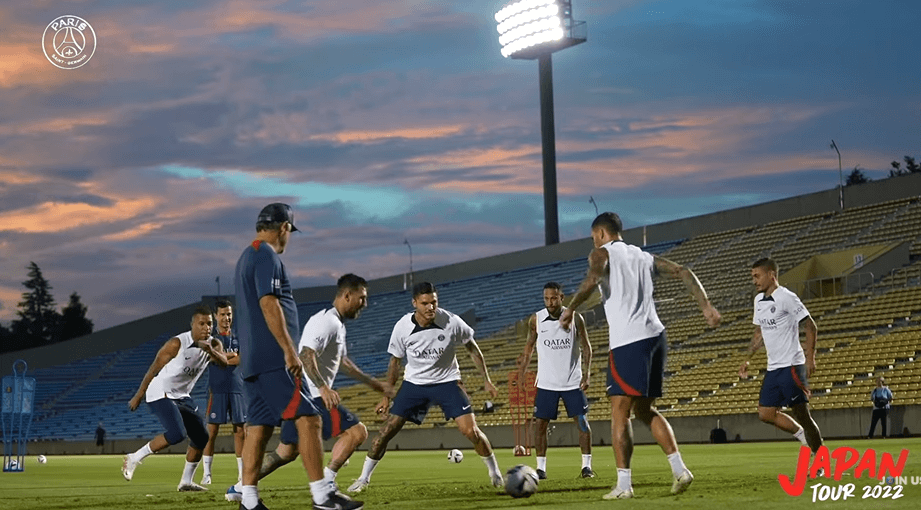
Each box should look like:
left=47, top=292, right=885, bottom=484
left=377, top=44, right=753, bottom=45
left=16, top=189, right=921, bottom=442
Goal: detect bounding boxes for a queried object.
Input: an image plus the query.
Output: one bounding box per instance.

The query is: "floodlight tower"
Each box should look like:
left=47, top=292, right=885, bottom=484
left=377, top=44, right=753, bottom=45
left=495, top=0, right=586, bottom=245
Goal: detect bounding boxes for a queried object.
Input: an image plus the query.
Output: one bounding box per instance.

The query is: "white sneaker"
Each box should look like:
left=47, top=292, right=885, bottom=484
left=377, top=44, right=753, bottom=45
left=603, top=486, right=634, bottom=499
left=122, top=455, right=140, bottom=481
left=225, top=484, right=243, bottom=502
left=491, top=473, right=504, bottom=488
left=177, top=482, right=209, bottom=492
left=200, top=474, right=212, bottom=485
left=347, top=478, right=370, bottom=493
left=672, top=469, right=694, bottom=495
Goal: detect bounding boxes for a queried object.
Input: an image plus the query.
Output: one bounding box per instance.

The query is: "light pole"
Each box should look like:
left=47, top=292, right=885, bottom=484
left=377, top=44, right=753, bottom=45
left=589, top=195, right=598, bottom=216
left=404, top=238, right=413, bottom=289
left=830, top=140, right=843, bottom=210
left=495, top=0, right=586, bottom=246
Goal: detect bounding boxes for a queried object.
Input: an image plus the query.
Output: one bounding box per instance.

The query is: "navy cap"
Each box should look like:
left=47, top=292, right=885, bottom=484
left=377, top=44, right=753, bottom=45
left=257, top=203, right=299, bottom=232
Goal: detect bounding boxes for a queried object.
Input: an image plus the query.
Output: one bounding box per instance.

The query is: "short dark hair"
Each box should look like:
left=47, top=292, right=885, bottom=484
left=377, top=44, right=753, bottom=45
left=192, top=303, right=213, bottom=319
left=752, top=258, right=779, bottom=273
left=543, top=281, right=562, bottom=291
left=412, top=281, right=437, bottom=298
left=337, top=273, right=367, bottom=294
left=215, top=299, right=232, bottom=310
left=591, top=212, right=623, bottom=235
left=256, top=221, right=284, bottom=233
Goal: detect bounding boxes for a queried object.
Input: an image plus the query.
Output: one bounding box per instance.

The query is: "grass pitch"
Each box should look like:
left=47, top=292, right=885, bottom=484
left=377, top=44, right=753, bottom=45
left=2, top=438, right=920, bottom=509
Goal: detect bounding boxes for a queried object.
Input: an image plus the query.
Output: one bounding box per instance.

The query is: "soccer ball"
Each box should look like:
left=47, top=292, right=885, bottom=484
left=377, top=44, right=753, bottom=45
left=5, top=459, right=19, bottom=470
left=512, top=445, right=527, bottom=456
left=37, top=455, right=47, bottom=464
left=505, top=464, right=539, bottom=498
left=447, top=449, right=464, bottom=463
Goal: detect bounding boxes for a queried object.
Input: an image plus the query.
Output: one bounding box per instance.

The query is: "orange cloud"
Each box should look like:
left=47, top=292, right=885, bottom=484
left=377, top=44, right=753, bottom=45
left=0, top=198, right=158, bottom=233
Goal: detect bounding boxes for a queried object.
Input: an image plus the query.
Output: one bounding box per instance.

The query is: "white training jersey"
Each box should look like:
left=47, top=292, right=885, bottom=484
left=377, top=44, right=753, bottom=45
left=753, top=286, right=809, bottom=370
left=534, top=307, right=582, bottom=391
left=600, top=241, right=665, bottom=349
left=146, top=331, right=211, bottom=402
left=388, top=309, right=474, bottom=385
left=298, top=308, right=347, bottom=399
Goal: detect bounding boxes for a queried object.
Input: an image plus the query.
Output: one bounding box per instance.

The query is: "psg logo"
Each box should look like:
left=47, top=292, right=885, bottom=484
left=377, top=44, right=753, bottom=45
left=42, top=15, right=97, bottom=69
left=770, top=306, right=776, bottom=313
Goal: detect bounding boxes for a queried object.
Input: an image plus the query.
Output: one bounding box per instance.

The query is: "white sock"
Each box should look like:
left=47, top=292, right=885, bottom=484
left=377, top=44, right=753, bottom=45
left=309, top=479, right=332, bottom=504
left=617, top=468, right=632, bottom=491
left=793, top=427, right=808, bottom=446
left=582, top=454, right=592, bottom=469
left=323, top=466, right=337, bottom=483
left=181, top=461, right=199, bottom=485
left=359, top=456, right=379, bottom=482
left=481, top=454, right=500, bottom=478
left=134, top=442, right=154, bottom=461
left=241, top=485, right=259, bottom=509
left=667, top=451, right=687, bottom=477
left=202, top=456, right=213, bottom=477
left=536, top=456, right=547, bottom=472
left=237, top=457, right=243, bottom=482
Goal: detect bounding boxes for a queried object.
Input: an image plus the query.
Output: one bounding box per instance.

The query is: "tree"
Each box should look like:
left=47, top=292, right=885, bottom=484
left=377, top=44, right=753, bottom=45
left=905, top=156, right=920, bottom=173
left=845, top=166, right=870, bottom=186
left=11, top=262, right=61, bottom=347
left=58, top=292, right=94, bottom=341
left=890, top=160, right=904, bottom=177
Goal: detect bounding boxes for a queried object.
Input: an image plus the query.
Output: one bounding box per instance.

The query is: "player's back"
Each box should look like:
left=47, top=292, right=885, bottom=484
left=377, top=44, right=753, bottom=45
left=600, top=241, right=664, bottom=349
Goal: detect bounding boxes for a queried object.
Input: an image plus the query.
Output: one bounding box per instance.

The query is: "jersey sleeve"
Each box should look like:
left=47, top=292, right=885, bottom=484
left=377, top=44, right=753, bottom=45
left=387, top=321, right=406, bottom=358
left=253, top=248, right=284, bottom=299
left=298, top=314, right=334, bottom=353
left=752, top=296, right=760, bottom=325
left=453, top=315, right=475, bottom=345
left=785, top=291, right=809, bottom=322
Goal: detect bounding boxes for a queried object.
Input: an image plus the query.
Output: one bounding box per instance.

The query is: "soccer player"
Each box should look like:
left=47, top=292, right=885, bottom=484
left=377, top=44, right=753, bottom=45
left=234, top=203, right=361, bottom=510
left=517, top=281, right=594, bottom=480
left=739, top=258, right=823, bottom=458
left=560, top=212, right=721, bottom=500
left=123, top=304, right=230, bottom=491
left=226, top=273, right=394, bottom=502
left=348, top=281, right=503, bottom=492
left=200, top=299, right=246, bottom=486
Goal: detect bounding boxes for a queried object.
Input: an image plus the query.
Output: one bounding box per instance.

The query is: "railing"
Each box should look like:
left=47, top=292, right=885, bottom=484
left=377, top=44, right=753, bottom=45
left=791, top=272, right=875, bottom=299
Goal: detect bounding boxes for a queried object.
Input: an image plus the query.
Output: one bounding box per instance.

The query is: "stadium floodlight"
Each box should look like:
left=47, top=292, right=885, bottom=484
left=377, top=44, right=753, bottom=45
left=494, top=0, right=586, bottom=245
left=496, top=0, right=585, bottom=60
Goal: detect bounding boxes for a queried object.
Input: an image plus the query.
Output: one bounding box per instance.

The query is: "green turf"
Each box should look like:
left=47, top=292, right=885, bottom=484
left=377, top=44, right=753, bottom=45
left=2, top=439, right=919, bottom=509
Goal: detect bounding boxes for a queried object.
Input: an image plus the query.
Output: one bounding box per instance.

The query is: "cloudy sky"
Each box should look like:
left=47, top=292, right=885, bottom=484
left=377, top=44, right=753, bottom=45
left=1, top=0, right=919, bottom=330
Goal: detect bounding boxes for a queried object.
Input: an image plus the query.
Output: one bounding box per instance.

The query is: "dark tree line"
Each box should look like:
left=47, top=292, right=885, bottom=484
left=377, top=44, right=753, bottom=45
left=0, top=262, right=93, bottom=353
left=845, top=154, right=919, bottom=186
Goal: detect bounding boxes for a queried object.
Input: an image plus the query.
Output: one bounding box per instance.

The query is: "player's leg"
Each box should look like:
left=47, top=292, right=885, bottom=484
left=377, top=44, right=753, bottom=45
left=349, top=413, right=406, bottom=493
left=534, top=418, right=550, bottom=478
left=123, top=399, right=186, bottom=481
left=177, top=398, right=210, bottom=491
left=561, top=388, right=593, bottom=478
left=260, top=422, right=299, bottom=480
left=240, top=424, right=273, bottom=507
left=532, top=388, right=558, bottom=479
left=444, top=381, right=503, bottom=487
left=201, top=423, right=220, bottom=484
left=789, top=403, right=822, bottom=452
left=230, top=393, right=247, bottom=483
left=351, top=381, right=425, bottom=493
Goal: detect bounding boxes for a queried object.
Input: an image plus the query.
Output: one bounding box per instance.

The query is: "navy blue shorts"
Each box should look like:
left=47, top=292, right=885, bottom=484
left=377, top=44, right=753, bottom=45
left=280, top=397, right=361, bottom=443
left=760, top=364, right=810, bottom=408
left=244, top=367, right=319, bottom=426
left=533, top=388, right=589, bottom=421
left=147, top=397, right=208, bottom=449
left=206, top=391, right=247, bottom=425
left=606, top=332, right=667, bottom=398
left=389, top=380, right=472, bottom=425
